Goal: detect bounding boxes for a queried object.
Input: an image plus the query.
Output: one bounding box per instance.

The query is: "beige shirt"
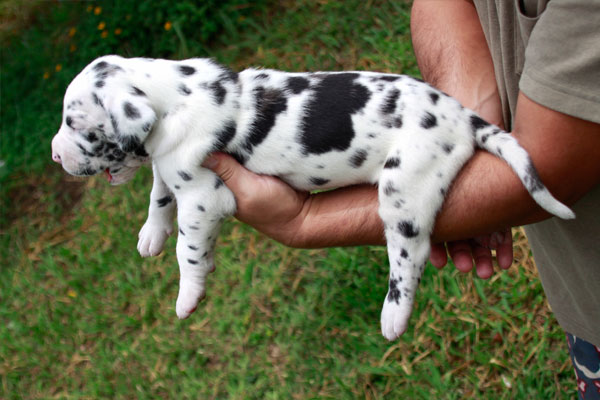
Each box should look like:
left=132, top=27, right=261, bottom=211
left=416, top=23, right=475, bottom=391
left=474, top=0, right=600, bottom=344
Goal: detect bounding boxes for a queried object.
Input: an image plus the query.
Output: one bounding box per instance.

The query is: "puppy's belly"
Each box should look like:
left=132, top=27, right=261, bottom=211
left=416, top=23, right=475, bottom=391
left=244, top=156, right=381, bottom=191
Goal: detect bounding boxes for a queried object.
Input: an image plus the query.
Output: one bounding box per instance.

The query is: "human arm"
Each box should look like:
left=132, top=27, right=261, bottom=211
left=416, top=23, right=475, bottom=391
left=204, top=0, right=600, bottom=274
left=204, top=93, right=600, bottom=250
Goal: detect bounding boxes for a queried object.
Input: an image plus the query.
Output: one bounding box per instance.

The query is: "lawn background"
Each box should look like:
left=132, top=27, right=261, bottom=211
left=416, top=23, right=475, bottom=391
left=0, top=1, right=575, bottom=398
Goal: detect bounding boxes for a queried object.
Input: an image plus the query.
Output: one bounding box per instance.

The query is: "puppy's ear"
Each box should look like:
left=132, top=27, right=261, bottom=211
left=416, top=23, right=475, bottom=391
left=107, top=91, right=156, bottom=153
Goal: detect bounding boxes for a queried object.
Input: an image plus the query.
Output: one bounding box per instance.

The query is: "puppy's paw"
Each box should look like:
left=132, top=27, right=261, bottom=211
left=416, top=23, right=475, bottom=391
left=380, top=299, right=410, bottom=341
left=175, top=280, right=207, bottom=319
left=137, top=221, right=173, bottom=257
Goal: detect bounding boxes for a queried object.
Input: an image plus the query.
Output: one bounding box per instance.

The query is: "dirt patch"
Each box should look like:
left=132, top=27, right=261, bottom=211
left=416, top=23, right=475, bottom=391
left=2, top=168, right=86, bottom=227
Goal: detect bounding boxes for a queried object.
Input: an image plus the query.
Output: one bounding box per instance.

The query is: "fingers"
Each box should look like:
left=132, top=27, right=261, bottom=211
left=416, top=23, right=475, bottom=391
left=447, top=240, right=474, bottom=273
left=469, top=240, right=494, bottom=279
left=430, top=243, right=448, bottom=268
left=440, top=229, right=514, bottom=280
left=495, top=229, right=514, bottom=270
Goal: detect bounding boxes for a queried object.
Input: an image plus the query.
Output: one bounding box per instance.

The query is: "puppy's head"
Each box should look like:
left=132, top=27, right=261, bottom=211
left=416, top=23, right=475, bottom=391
left=51, top=56, right=155, bottom=185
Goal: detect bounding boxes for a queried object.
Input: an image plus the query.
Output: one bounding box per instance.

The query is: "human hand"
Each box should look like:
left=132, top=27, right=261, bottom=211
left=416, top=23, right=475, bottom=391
left=429, top=229, right=514, bottom=279
left=202, top=152, right=310, bottom=246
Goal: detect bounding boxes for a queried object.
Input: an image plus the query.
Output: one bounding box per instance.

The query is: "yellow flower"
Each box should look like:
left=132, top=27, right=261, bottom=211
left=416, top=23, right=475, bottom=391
left=101, top=30, right=108, bottom=39
left=68, top=27, right=76, bottom=37
left=70, top=44, right=77, bottom=52
left=55, top=64, right=62, bottom=72
left=87, top=5, right=93, bottom=12
left=67, top=288, right=77, bottom=298
left=114, top=28, right=122, bottom=35
left=94, top=6, right=102, bottom=15
left=98, top=21, right=106, bottom=30
left=43, top=71, right=50, bottom=80
left=164, top=21, right=172, bottom=31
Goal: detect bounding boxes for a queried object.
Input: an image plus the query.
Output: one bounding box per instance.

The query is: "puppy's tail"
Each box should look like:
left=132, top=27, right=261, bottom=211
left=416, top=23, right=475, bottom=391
left=470, top=114, right=575, bottom=220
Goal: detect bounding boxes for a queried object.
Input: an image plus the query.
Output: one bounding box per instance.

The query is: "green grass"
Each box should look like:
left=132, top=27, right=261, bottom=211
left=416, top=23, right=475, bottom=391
left=1, top=1, right=575, bottom=398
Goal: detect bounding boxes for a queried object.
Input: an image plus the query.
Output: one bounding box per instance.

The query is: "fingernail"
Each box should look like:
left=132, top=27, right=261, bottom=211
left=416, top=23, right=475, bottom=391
left=202, top=154, right=218, bottom=169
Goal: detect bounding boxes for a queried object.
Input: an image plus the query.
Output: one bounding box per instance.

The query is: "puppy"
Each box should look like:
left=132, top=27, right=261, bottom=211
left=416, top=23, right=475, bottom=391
left=51, top=56, right=574, bottom=340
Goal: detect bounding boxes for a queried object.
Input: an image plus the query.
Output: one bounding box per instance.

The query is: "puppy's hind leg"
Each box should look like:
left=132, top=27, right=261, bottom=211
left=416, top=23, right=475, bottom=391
left=378, top=144, right=471, bottom=340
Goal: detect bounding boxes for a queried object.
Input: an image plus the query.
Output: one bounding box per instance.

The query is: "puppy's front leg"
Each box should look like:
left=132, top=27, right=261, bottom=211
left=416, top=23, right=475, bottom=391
left=169, top=168, right=236, bottom=319
left=138, top=162, right=176, bottom=257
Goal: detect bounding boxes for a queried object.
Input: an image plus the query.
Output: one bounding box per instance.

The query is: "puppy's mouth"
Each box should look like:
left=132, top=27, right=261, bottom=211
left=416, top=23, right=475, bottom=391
left=105, top=165, right=142, bottom=186
left=104, top=168, right=113, bottom=183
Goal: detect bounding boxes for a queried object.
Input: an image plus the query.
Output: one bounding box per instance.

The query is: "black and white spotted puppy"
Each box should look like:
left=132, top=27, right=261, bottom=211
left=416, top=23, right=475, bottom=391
left=51, top=55, right=574, bottom=340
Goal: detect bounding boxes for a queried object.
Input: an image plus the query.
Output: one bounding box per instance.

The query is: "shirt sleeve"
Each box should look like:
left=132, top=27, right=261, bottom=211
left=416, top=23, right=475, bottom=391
left=520, top=0, right=600, bottom=124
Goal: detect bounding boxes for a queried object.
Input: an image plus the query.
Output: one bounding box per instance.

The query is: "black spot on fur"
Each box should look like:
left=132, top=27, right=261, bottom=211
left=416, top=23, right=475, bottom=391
left=287, top=76, right=310, bottom=94
left=174, top=185, right=180, bottom=190
left=197, top=205, right=205, bottom=212
left=375, top=75, right=399, bottom=82
left=178, top=170, right=193, bottom=181
left=188, top=245, right=199, bottom=251
left=441, top=143, right=454, bottom=154
left=92, top=93, right=104, bottom=108
left=178, top=84, right=192, bottom=96
left=349, top=149, right=368, bottom=168
left=383, top=181, right=398, bottom=196
left=75, top=165, right=97, bottom=176
left=218, top=67, right=238, bottom=82
left=119, top=135, right=142, bottom=153
left=66, top=116, right=74, bottom=128
left=470, top=115, right=490, bottom=132
left=93, top=61, right=109, bottom=71
left=381, top=88, right=400, bottom=114
left=76, top=143, right=94, bottom=157
left=95, top=80, right=105, bottom=88
left=300, top=73, right=371, bottom=155
left=123, top=102, right=141, bottom=119
left=393, top=116, right=403, bottom=129
left=157, top=196, right=173, bottom=207
left=310, top=177, right=330, bottom=186
left=229, top=151, right=248, bottom=165
left=384, top=157, right=401, bottom=169
left=420, top=112, right=437, bottom=129
left=244, top=87, right=287, bottom=153
left=214, top=120, right=237, bottom=151
left=524, top=160, right=544, bottom=192
left=209, top=81, right=227, bottom=105
left=254, top=73, right=269, bottom=80
left=131, top=86, right=146, bottom=96
left=187, top=259, right=198, bottom=265
left=387, top=278, right=401, bottom=304
left=82, top=131, right=98, bottom=143
left=214, top=177, right=224, bottom=189
left=94, top=63, right=123, bottom=80
left=428, top=92, right=440, bottom=105
left=400, top=248, right=408, bottom=258
left=179, top=228, right=185, bottom=236
left=178, top=65, right=196, bottom=76
left=397, top=221, right=419, bottom=238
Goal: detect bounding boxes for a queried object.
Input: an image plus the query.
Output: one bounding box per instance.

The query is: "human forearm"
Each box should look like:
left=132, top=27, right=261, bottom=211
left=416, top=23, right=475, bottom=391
left=411, top=0, right=503, bottom=126
left=292, top=93, right=600, bottom=247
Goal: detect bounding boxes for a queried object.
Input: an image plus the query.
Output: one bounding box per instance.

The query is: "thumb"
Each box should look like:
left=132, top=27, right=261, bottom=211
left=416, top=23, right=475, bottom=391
left=202, top=152, right=248, bottom=189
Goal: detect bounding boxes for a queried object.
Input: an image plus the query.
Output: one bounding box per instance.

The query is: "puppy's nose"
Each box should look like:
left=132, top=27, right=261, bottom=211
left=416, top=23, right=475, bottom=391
left=52, top=152, right=62, bottom=164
